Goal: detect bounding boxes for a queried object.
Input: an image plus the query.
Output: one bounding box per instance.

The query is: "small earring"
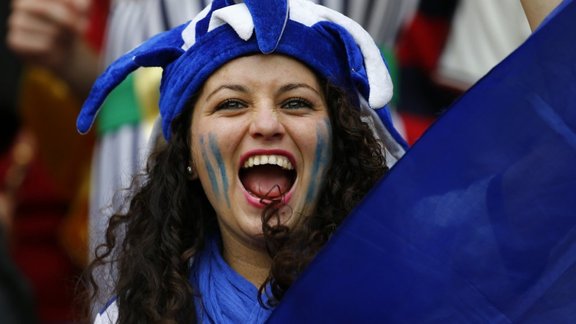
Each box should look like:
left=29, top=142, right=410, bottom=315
left=186, top=165, right=197, bottom=180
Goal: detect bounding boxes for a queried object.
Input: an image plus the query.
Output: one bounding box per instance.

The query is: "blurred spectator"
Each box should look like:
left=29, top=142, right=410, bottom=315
left=394, top=0, right=461, bottom=144
left=1, top=5, right=37, bottom=322
left=437, top=0, right=531, bottom=91
left=1, top=1, right=36, bottom=323
left=4, top=0, right=105, bottom=321
left=394, top=0, right=532, bottom=145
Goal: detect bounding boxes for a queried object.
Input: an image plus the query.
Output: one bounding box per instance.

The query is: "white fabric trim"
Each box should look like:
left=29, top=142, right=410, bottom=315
left=94, top=300, right=118, bottom=324
left=209, top=4, right=254, bottom=40
left=181, top=3, right=213, bottom=50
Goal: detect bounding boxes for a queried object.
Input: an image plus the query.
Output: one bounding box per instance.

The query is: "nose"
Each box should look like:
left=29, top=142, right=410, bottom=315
left=249, top=105, right=284, bottom=141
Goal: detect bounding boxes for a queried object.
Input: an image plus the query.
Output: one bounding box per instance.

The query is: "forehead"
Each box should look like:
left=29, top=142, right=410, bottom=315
left=202, top=54, right=321, bottom=89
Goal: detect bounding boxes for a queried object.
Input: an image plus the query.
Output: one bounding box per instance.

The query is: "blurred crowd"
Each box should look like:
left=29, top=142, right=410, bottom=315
left=0, top=0, right=531, bottom=322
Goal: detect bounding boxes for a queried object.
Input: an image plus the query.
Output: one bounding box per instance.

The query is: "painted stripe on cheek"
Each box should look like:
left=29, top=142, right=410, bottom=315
left=305, top=120, right=332, bottom=203
left=209, top=133, right=231, bottom=207
left=200, top=135, right=220, bottom=200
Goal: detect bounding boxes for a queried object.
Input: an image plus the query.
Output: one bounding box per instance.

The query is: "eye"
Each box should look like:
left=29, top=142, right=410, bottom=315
left=281, top=98, right=313, bottom=110
left=216, top=99, right=247, bottom=111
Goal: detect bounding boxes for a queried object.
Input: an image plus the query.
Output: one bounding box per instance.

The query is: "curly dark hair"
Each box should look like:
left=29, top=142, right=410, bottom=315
left=82, top=80, right=388, bottom=323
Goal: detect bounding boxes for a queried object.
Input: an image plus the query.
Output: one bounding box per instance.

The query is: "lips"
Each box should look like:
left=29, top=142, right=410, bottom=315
left=239, top=151, right=296, bottom=204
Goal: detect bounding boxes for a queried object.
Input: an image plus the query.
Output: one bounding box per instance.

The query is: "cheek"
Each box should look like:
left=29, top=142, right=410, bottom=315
left=194, top=133, right=231, bottom=208
left=304, top=119, right=333, bottom=204
left=208, top=133, right=231, bottom=207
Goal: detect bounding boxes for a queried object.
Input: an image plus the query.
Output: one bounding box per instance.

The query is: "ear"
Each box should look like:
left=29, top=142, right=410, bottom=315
left=187, top=164, right=198, bottom=180
left=76, top=23, right=188, bottom=134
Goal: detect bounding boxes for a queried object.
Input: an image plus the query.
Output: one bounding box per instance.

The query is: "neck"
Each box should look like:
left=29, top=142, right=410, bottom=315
left=219, top=233, right=272, bottom=288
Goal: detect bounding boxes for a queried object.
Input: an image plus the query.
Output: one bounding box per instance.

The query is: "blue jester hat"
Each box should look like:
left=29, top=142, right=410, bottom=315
left=77, top=0, right=407, bottom=167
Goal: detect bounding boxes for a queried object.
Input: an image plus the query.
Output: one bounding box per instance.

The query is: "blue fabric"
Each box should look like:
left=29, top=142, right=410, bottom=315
left=76, top=23, right=186, bottom=133
left=191, top=237, right=273, bottom=323
left=268, top=0, right=576, bottom=323
left=243, top=0, right=288, bottom=53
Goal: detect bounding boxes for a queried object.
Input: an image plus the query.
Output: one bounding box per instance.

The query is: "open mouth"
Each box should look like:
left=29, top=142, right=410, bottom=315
left=239, top=154, right=297, bottom=201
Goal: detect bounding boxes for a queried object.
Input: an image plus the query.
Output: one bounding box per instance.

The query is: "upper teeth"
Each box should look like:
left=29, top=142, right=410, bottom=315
left=243, top=155, right=294, bottom=170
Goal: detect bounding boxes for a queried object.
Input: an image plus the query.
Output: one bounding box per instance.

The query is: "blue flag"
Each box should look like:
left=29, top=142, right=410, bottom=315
left=269, top=0, right=576, bottom=323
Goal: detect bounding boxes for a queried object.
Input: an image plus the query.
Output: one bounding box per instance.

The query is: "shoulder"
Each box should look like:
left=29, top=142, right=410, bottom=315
left=94, top=299, right=118, bottom=324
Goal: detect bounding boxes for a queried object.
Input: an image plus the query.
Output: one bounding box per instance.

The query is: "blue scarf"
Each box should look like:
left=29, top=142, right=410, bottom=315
left=190, top=237, right=274, bottom=323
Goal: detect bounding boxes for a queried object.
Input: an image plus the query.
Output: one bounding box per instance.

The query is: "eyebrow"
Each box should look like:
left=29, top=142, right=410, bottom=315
left=204, top=82, right=322, bottom=101
left=205, top=84, right=248, bottom=101
left=277, top=83, right=322, bottom=96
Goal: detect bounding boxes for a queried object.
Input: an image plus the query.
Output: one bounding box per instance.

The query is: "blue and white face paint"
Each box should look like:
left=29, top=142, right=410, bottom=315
left=190, top=55, right=332, bottom=247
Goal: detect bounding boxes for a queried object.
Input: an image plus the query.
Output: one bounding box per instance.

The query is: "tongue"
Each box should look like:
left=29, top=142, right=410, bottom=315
left=241, top=165, right=292, bottom=198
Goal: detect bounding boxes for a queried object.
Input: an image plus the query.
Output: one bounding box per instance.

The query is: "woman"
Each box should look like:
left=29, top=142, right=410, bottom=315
left=77, top=0, right=558, bottom=322
left=97, top=54, right=394, bottom=322
left=7, top=4, right=413, bottom=316
left=78, top=0, right=405, bottom=322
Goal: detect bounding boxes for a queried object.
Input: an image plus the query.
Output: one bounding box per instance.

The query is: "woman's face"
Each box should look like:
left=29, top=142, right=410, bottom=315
left=190, top=54, right=332, bottom=247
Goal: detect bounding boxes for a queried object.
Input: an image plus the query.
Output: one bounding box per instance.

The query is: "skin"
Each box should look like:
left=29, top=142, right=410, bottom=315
left=190, top=54, right=333, bottom=287
left=7, top=0, right=99, bottom=97
left=520, top=0, right=563, bottom=31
